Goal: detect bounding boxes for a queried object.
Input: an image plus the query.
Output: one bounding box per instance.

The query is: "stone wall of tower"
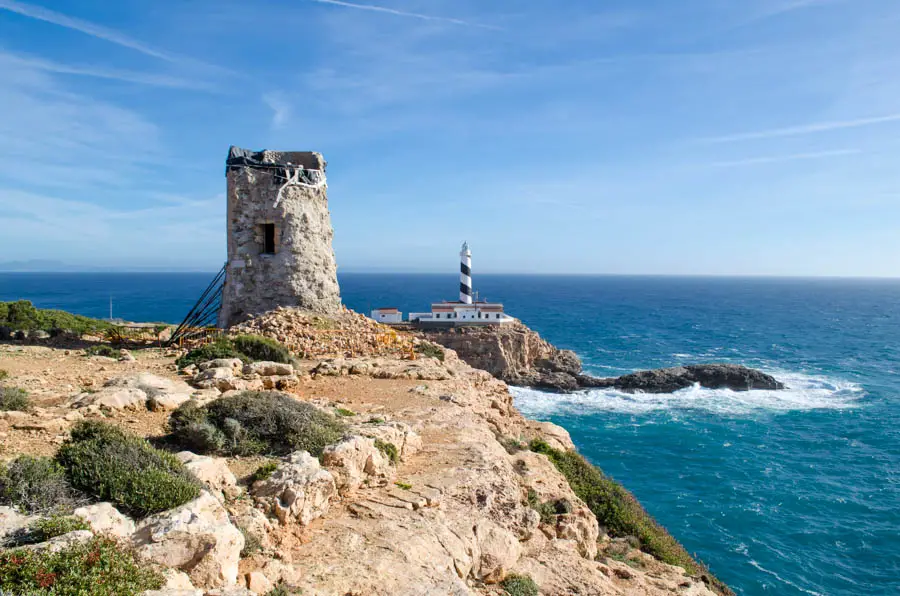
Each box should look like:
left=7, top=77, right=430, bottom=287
left=218, top=149, right=341, bottom=328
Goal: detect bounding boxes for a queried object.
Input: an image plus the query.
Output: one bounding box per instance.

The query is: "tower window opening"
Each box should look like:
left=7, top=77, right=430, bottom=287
left=262, top=223, right=276, bottom=254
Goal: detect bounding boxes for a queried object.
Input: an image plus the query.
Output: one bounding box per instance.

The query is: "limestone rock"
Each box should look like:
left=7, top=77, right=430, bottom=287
left=26, top=530, right=94, bottom=553
left=354, top=420, right=422, bottom=459
left=243, top=361, right=294, bottom=377
left=610, top=364, right=785, bottom=393
left=246, top=571, right=273, bottom=594
left=0, top=506, right=36, bottom=544
left=321, top=436, right=392, bottom=493
left=73, top=372, right=193, bottom=411
left=192, top=366, right=237, bottom=391
left=198, top=359, right=244, bottom=372
left=73, top=502, right=135, bottom=538
left=132, top=492, right=244, bottom=589
left=472, top=521, right=522, bottom=583
left=176, top=452, right=239, bottom=499
left=252, top=451, right=336, bottom=525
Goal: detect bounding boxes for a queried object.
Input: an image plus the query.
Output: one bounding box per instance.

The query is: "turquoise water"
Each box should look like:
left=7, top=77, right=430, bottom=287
left=1, top=273, right=898, bottom=595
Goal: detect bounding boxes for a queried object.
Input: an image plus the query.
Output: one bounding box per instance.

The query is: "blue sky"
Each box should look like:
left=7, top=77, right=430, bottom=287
left=0, top=0, right=898, bottom=276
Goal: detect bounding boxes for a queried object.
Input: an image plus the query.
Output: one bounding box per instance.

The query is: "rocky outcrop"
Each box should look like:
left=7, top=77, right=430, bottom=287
left=251, top=451, right=336, bottom=525
left=598, top=364, right=785, bottom=393
left=420, top=322, right=782, bottom=394
left=132, top=492, right=245, bottom=589
left=71, top=372, right=193, bottom=411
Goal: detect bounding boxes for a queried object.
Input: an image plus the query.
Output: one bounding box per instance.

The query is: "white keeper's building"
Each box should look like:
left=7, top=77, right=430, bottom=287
left=371, top=242, right=516, bottom=327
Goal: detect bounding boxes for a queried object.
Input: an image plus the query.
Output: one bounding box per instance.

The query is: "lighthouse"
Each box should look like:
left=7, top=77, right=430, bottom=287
left=460, top=242, right=473, bottom=305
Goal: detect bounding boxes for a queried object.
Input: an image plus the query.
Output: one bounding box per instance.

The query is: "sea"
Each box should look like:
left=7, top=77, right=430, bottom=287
left=1, top=272, right=898, bottom=596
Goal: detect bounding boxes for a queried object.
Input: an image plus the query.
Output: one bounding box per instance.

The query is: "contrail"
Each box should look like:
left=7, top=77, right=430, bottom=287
left=306, top=0, right=500, bottom=30
left=709, top=149, right=860, bottom=168
left=699, top=113, right=900, bottom=143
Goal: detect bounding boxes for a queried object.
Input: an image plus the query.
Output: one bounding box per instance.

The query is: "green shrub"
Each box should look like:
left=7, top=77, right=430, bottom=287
left=529, top=440, right=731, bottom=595
left=0, top=386, right=30, bottom=411
left=27, top=516, right=91, bottom=542
left=231, top=334, right=292, bottom=364
left=57, top=421, right=202, bottom=518
left=501, top=436, right=524, bottom=454
left=374, top=439, right=399, bottom=464
left=266, top=584, right=293, bottom=596
left=0, top=536, right=164, bottom=595
left=501, top=574, right=539, bottom=596
left=85, top=344, right=118, bottom=358
left=238, top=525, right=262, bottom=557
left=175, top=339, right=246, bottom=369
left=0, top=455, right=78, bottom=514
left=0, top=300, right=111, bottom=335
left=170, top=392, right=346, bottom=457
left=415, top=342, right=445, bottom=361
left=395, top=481, right=412, bottom=490
left=0, top=369, right=8, bottom=381
left=250, top=461, right=279, bottom=483
left=335, top=407, right=356, bottom=417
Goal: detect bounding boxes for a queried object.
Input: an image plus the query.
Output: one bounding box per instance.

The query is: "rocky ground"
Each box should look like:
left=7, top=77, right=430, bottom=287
left=0, top=316, right=723, bottom=596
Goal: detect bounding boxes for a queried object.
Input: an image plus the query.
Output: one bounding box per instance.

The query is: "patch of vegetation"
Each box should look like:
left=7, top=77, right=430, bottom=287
left=238, top=525, right=262, bottom=557
left=0, top=536, right=164, bottom=595
left=415, top=342, right=445, bottom=361
left=231, top=334, right=292, bottom=364
left=310, top=315, right=335, bottom=330
left=85, top=344, right=118, bottom=358
left=394, top=481, right=412, bottom=490
left=0, top=369, right=8, bottom=381
left=335, top=407, right=356, bottom=417
left=26, top=516, right=91, bottom=543
left=529, top=439, right=731, bottom=595
left=374, top=439, right=399, bottom=464
left=501, top=436, right=524, bottom=454
left=500, top=574, right=539, bottom=596
left=0, top=455, right=79, bottom=515
left=169, top=391, right=346, bottom=457
left=367, top=417, right=385, bottom=424
left=56, top=421, right=202, bottom=518
left=250, top=461, right=279, bottom=483
left=525, top=488, right=571, bottom=525
left=0, top=386, right=30, bottom=411
left=0, top=300, right=112, bottom=335
left=175, top=339, right=247, bottom=369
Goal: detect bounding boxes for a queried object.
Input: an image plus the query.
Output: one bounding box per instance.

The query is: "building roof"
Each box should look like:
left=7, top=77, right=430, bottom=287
left=373, top=307, right=400, bottom=313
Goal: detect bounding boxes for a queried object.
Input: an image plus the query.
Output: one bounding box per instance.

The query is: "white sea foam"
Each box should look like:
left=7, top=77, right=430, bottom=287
left=511, top=371, right=865, bottom=417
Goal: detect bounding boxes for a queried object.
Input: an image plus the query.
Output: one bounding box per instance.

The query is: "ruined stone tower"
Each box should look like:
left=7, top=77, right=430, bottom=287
left=218, top=146, right=341, bottom=328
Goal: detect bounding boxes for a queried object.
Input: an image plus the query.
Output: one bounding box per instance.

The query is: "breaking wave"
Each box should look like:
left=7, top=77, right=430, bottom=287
left=511, top=371, right=865, bottom=418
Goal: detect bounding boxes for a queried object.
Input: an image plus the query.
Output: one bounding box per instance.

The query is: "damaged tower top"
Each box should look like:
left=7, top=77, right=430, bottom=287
left=218, top=146, right=342, bottom=328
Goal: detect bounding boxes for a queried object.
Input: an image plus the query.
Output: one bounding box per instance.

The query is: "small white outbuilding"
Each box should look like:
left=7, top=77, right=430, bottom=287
left=370, top=307, right=403, bottom=324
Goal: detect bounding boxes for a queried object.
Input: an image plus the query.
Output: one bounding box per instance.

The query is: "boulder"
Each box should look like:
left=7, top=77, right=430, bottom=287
left=472, top=521, right=522, bottom=583
left=243, top=361, right=294, bottom=377
left=355, top=421, right=422, bottom=459
left=199, top=359, right=244, bottom=372
left=191, top=367, right=237, bottom=391
left=246, top=571, right=273, bottom=594
left=73, top=502, right=135, bottom=538
left=321, top=436, right=392, bottom=493
left=26, top=530, right=94, bottom=553
left=176, top=452, right=239, bottom=499
left=73, top=372, right=193, bottom=410
left=0, top=506, right=36, bottom=545
left=132, top=492, right=244, bottom=589
left=251, top=451, right=335, bottom=525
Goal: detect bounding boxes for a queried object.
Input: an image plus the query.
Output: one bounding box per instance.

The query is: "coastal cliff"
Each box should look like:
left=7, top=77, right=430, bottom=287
left=418, top=322, right=783, bottom=393
left=0, top=306, right=731, bottom=595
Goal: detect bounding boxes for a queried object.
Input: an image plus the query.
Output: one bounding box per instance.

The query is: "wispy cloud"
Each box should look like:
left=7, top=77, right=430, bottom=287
left=0, top=50, right=219, bottom=91
left=0, top=0, right=178, bottom=61
left=709, top=149, right=861, bottom=168
left=305, top=0, right=500, bottom=30
left=262, top=92, right=291, bottom=129
left=0, top=0, right=231, bottom=75
left=699, top=113, right=900, bottom=143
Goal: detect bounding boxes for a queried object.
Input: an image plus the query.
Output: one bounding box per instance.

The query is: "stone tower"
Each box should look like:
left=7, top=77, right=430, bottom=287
left=218, top=146, right=341, bottom=328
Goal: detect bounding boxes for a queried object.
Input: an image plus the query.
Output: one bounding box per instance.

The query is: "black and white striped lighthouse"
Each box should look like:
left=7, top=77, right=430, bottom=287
left=459, top=242, right=473, bottom=304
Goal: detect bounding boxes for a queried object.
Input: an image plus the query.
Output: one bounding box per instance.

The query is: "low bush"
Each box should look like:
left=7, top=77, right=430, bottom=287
left=529, top=440, right=731, bottom=595
left=0, top=455, right=78, bottom=514
left=415, top=342, right=445, bottom=361
left=85, top=344, right=118, bottom=358
left=374, top=439, right=398, bottom=464
left=22, top=516, right=91, bottom=544
left=395, top=481, right=412, bottom=490
left=0, top=386, right=29, bottom=411
left=0, top=369, right=8, bottom=381
left=175, top=335, right=293, bottom=370
left=335, top=407, right=356, bottom=417
left=57, top=421, right=202, bottom=518
left=250, top=461, right=279, bottom=483
left=169, top=392, right=346, bottom=457
left=238, top=525, right=262, bottom=557
left=0, top=536, right=164, bottom=595
left=175, top=339, right=246, bottom=369
left=0, top=300, right=112, bottom=336
left=231, top=334, right=292, bottom=364
left=501, top=574, right=539, bottom=596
